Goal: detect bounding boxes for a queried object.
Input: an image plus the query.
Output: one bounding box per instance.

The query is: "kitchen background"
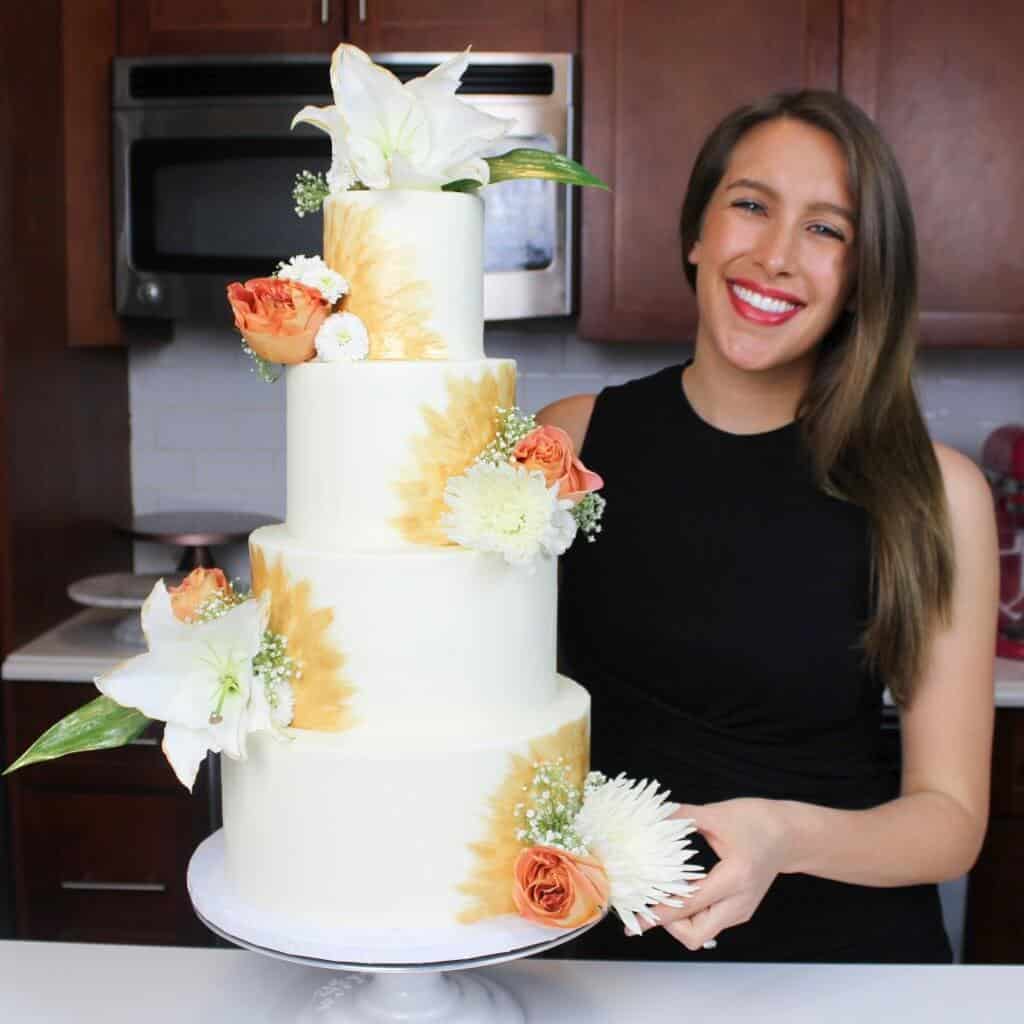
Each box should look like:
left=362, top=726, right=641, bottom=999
left=3, top=0, right=1024, bottom=962
left=130, top=330, right=1024, bottom=580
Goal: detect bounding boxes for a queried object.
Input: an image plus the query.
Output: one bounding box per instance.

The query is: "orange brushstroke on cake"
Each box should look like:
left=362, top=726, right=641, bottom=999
left=392, top=364, right=516, bottom=546
left=250, top=544, right=356, bottom=732
left=457, top=716, right=590, bottom=923
left=324, top=197, right=448, bottom=360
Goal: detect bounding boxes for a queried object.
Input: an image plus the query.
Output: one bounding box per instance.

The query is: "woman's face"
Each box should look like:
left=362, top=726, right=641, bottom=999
left=688, top=117, right=857, bottom=378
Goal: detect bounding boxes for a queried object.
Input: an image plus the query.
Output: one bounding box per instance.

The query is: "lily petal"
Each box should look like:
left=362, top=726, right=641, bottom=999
left=292, top=103, right=356, bottom=192
left=140, top=581, right=191, bottom=650
left=161, top=722, right=213, bottom=791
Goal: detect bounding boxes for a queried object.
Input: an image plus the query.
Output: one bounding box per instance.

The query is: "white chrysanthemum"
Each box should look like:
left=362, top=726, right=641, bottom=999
left=315, top=311, right=370, bottom=362
left=574, top=774, right=705, bottom=935
left=441, top=462, right=577, bottom=568
left=277, top=254, right=349, bottom=304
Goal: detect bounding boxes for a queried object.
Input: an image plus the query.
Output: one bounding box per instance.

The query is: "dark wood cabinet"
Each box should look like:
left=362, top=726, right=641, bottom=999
left=345, top=0, right=578, bottom=53
left=119, top=0, right=344, bottom=54
left=3, top=681, right=214, bottom=945
left=965, top=708, right=1024, bottom=962
left=119, top=1, right=578, bottom=55
left=579, top=0, right=1024, bottom=347
left=841, top=0, right=1024, bottom=347
left=578, top=0, right=839, bottom=343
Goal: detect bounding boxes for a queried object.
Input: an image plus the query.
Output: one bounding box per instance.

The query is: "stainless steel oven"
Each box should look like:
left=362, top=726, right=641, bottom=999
left=112, top=52, right=575, bottom=323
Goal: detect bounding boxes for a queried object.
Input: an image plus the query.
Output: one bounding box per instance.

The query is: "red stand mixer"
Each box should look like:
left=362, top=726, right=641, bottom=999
left=982, top=425, right=1024, bottom=659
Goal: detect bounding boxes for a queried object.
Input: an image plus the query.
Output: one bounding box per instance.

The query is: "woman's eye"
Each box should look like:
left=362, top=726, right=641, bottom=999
left=809, top=223, right=846, bottom=242
left=731, top=199, right=765, bottom=214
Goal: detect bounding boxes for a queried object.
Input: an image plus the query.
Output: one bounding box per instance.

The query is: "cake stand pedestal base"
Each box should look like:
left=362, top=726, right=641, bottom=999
left=284, top=970, right=523, bottom=1023
left=189, top=831, right=600, bottom=1024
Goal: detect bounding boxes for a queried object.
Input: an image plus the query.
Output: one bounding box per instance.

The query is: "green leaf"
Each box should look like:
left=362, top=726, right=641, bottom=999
left=441, top=178, right=484, bottom=193
left=3, top=696, right=152, bottom=775
left=485, top=149, right=609, bottom=190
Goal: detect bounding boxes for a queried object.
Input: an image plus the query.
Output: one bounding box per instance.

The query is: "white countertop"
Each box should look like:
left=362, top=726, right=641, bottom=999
left=5, top=607, right=1024, bottom=707
left=0, top=940, right=1021, bottom=1022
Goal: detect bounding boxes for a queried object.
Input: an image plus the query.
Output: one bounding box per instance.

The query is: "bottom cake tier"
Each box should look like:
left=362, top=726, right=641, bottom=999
left=220, top=676, right=590, bottom=930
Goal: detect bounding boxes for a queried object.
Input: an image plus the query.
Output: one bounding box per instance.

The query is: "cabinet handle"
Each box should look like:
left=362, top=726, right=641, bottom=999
left=321, top=0, right=329, bottom=25
left=61, top=881, right=167, bottom=893
left=128, top=736, right=158, bottom=747
left=359, top=0, right=367, bottom=22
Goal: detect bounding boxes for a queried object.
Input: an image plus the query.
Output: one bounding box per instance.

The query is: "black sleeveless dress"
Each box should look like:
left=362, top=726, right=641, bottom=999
left=557, top=363, right=952, bottom=963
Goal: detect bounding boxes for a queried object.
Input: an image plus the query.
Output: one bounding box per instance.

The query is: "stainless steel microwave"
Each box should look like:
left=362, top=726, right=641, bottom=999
left=112, top=53, right=575, bottom=322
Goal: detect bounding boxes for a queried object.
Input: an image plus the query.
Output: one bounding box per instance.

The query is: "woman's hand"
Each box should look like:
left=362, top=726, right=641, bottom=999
left=642, top=798, right=794, bottom=951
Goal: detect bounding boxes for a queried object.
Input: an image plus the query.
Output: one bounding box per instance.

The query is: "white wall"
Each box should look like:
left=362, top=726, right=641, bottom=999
left=129, top=319, right=1024, bottom=582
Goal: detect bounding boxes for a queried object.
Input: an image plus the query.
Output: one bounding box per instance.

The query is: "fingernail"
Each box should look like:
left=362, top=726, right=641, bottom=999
left=702, top=940, right=717, bottom=950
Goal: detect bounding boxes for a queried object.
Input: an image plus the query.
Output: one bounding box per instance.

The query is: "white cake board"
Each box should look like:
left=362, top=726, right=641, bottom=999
left=188, top=830, right=602, bottom=1022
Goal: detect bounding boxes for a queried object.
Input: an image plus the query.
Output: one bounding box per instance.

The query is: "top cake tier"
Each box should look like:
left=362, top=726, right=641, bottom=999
left=324, top=190, right=484, bottom=361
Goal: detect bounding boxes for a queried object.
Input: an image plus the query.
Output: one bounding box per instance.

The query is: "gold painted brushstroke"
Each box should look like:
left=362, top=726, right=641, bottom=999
left=324, top=198, right=448, bottom=360
left=457, top=716, right=590, bottom=923
left=250, top=544, right=356, bottom=732
left=392, top=363, right=516, bottom=546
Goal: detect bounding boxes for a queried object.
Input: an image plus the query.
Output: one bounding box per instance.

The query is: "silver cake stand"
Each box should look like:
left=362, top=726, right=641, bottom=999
left=188, top=831, right=601, bottom=1023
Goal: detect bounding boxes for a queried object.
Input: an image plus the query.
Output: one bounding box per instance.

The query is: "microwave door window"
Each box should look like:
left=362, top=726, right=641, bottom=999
left=130, top=138, right=328, bottom=276
left=481, top=134, right=557, bottom=273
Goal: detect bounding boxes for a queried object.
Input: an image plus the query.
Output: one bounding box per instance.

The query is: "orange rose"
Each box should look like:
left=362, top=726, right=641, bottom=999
left=512, top=425, right=604, bottom=503
left=226, top=277, right=329, bottom=364
left=167, top=568, right=230, bottom=623
left=512, top=845, right=609, bottom=929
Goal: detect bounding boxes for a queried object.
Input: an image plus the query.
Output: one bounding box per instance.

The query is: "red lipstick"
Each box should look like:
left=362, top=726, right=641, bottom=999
left=727, top=279, right=804, bottom=326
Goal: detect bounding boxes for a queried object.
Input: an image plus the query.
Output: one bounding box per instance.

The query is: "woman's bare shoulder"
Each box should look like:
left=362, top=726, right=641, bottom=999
left=932, top=442, right=993, bottom=524
left=535, top=394, right=598, bottom=453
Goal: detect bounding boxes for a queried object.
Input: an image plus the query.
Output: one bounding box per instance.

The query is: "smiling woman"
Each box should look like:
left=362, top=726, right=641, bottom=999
left=542, top=90, right=998, bottom=963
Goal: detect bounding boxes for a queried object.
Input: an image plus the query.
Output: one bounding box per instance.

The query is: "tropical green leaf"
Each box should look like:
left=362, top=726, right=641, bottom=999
left=441, top=178, right=484, bottom=193
left=3, top=696, right=152, bottom=775
left=485, top=149, right=609, bottom=190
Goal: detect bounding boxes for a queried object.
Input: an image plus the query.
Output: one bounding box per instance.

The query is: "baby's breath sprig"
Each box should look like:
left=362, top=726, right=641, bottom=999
left=252, top=630, right=297, bottom=727
left=571, top=492, right=606, bottom=542
left=241, top=339, right=281, bottom=384
left=479, top=407, right=538, bottom=466
left=293, top=170, right=329, bottom=218
left=192, top=587, right=249, bottom=624
left=513, top=758, right=589, bottom=856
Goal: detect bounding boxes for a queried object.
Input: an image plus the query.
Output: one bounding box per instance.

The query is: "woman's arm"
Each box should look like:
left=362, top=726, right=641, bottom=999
left=653, top=442, right=999, bottom=949
left=535, top=394, right=597, bottom=454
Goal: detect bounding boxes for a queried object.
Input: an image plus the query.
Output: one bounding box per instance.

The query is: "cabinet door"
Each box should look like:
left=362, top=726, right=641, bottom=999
left=345, top=1, right=578, bottom=53
left=579, top=0, right=839, bottom=342
left=842, top=0, right=1024, bottom=347
left=119, top=0, right=343, bottom=55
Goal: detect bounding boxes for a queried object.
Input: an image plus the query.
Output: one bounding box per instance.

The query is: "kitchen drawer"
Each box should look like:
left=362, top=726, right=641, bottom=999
left=16, top=787, right=210, bottom=944
left=7, top=680, right=179, bottom=793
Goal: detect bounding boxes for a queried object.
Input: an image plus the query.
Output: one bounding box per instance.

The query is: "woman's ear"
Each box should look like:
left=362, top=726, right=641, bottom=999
left=688, top=240, right=701, bottom=265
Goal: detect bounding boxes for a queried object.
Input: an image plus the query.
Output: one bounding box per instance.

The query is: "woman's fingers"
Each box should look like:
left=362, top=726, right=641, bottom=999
left=664, top=897, right=744, bottom=951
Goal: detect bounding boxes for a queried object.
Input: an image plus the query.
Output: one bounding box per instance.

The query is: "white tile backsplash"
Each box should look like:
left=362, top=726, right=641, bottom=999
left=129, top=320, right=1024, bottom=579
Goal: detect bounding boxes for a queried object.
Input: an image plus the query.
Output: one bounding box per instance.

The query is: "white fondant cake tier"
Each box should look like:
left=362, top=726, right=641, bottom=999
left=285, top=359, right=516, bottom=551
left=221, top=677, right=590, bottom=929
left=324, top=190, right=484, bottom=361
left=249, top=524, right=559, bottom=726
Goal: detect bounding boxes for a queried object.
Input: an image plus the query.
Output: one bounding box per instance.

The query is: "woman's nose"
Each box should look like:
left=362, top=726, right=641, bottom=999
left=753, top=223, right=796, bottom=276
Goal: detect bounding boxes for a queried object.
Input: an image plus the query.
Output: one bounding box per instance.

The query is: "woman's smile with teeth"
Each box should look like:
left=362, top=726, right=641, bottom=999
left=730, top=282, right=800, bottom=313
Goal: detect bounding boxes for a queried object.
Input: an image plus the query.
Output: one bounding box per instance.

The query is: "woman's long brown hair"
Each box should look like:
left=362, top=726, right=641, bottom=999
left=679, top=91, right=953, bottom=704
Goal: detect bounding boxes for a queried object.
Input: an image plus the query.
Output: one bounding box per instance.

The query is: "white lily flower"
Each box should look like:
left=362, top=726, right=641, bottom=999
left=291, top=102, right=356, bottom=193
left=95, top=582, right=270, bottom=791
left=298, top=44, right=515, bottom=192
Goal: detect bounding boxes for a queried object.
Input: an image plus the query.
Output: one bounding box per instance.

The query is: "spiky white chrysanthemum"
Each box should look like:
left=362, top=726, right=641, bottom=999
left=276, top=254, right=349, bottom=304
left=574, top=774, right=705, bottom=935
left=315, top=311, right=370, bottom=362
left=441, top=462, right=577, bottom=568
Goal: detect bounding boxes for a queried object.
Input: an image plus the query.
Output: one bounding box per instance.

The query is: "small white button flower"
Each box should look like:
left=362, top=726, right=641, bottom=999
left=276, top=255, right=349, bottom=305
left=442, top=461, right=577, bottom=568
left=315, top=311, right=370, bottom=362
left=95, top=582, right=270, bottom=791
